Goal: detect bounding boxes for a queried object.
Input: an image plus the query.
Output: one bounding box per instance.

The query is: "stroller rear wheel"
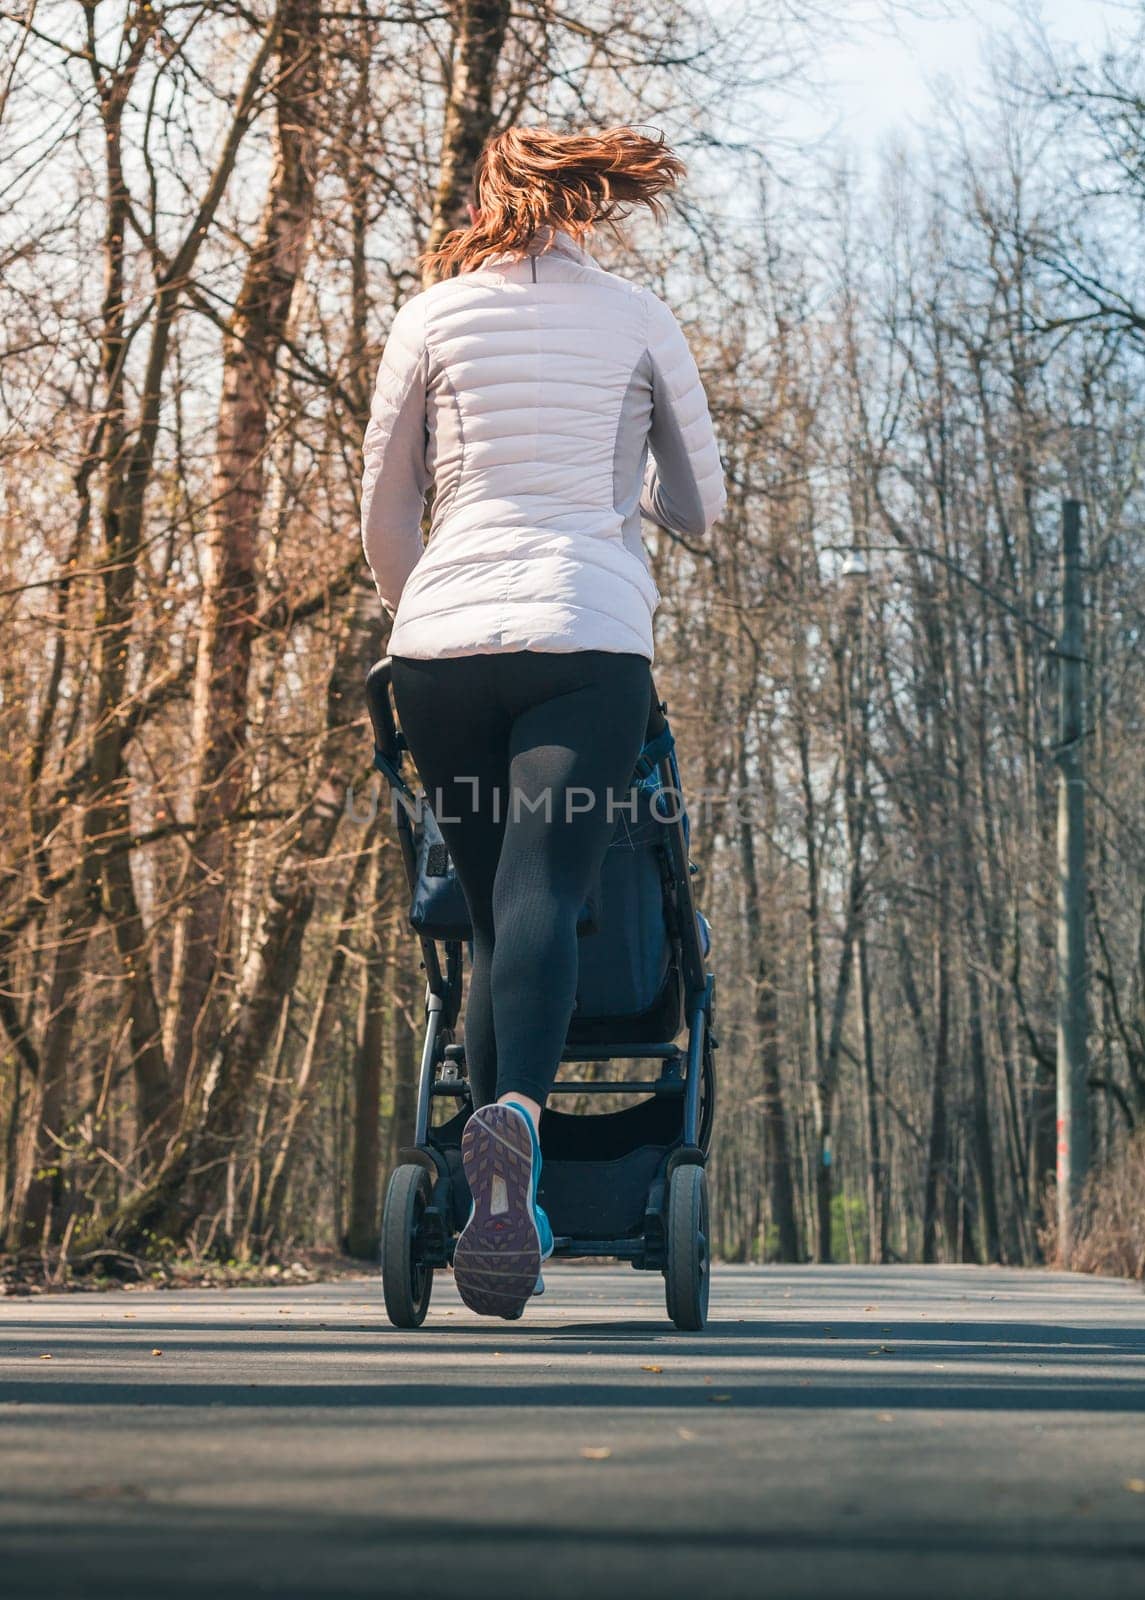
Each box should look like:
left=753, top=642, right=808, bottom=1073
left=381, top=1164, right=434, bottom=1328
left=664, top=1163, right=710, bottom=1332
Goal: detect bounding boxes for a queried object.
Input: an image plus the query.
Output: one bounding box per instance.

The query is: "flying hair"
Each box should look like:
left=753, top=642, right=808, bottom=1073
left=421, top=125, right=685, bottom=281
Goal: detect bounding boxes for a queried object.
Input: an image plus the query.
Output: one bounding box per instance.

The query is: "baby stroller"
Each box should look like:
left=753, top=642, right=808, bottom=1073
left=366, top=658, right=717, bottom=1331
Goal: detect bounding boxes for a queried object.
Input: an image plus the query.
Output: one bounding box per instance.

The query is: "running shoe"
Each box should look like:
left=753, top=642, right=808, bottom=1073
left=454, top=1102, right=552, bottom=1318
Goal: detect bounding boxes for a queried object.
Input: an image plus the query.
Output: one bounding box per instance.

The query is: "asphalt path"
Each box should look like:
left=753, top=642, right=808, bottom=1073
left=2, top=1264, right=1144, bottom=1599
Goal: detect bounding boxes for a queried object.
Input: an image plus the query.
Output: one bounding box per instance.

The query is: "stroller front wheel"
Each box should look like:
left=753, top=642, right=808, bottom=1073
left=664, top=1163, right=710, bottom=1332
left=381, top=1164, right=434, bottom=1328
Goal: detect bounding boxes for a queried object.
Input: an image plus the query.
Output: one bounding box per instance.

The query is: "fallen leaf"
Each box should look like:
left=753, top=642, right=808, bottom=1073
left=38, top=1354, right=52, bottom=1361
left=864, top=1305, right=878, bottom=1312
left=151, top=1348, right=163, bottom=1357
left=641, top=1364, right=663, bottom=1374
left=677, top=1427, right=698, bottom=1441
left=1125, top=1478, right=1145, bottom=1494
left=580, top=1446, right=612, bottom=1460
left=877, top=1412, right=895, bottom=1424
left=72, top=1483, right=147, bottom=1502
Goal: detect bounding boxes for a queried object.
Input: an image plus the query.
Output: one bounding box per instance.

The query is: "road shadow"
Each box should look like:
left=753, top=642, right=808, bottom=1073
left=4, top=1316, right=1144, bottom=1360
left=4, top=1363, right=1145, bottom=1414
left=2, top=1504, right=1144, bottom=1600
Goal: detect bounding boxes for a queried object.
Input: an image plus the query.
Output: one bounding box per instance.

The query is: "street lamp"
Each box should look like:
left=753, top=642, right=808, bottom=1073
left=839, top=549, right=869, bottom=582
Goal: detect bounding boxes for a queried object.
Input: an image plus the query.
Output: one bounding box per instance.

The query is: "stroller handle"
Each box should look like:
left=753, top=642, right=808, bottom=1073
left=646, top=674, right=667, bottom=743
left=365, top=657, right=401, bottom=766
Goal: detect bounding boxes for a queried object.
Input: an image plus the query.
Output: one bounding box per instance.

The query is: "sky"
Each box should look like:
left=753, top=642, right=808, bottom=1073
left=777, top=0, right=1134, bottom=152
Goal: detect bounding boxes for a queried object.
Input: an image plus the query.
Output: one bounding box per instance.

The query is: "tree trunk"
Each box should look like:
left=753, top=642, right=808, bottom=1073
left=796, top=705, right=830, bottom=1261
left=737, top=734, right=800, bottom=1262
left=856, top=925, right=886, bottom=1263
left=255, top=843, right=372, bottom=1252
left=166, top=0, right=321, bottom=1098
left=922, top=916, right=954, bottom=1262
left=9, top=884, right=95, bottom=1247
left=423, top=0, right=512, bottom=277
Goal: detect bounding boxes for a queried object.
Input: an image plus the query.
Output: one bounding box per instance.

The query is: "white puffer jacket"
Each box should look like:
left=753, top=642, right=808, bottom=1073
left=360, top=226, right=725, bottom=661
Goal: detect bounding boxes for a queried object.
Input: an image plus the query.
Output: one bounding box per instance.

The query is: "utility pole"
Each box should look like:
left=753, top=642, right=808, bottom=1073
left=1056, top=498, right=1089, bottom=1263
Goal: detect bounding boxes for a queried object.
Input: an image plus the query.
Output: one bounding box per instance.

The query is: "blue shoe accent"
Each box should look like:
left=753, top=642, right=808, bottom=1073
left=503, top=1099, right=554, bottom=1262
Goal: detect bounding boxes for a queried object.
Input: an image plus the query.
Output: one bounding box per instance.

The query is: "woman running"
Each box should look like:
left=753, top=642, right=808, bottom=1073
left=361, top=125, right=725, bottom=1318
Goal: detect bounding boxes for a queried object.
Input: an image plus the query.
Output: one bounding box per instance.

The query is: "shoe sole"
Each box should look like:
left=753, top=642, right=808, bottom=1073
left=454, top=1105, right=541, bottom=1319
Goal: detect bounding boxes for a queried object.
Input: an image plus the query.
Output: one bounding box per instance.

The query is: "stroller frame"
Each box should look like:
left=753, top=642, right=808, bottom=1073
left=366, top=658, right=717, bottom=1330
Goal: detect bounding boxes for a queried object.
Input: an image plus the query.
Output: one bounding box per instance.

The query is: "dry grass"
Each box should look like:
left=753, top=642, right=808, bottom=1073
left=1067, top=1135, right=1145, bottom=1281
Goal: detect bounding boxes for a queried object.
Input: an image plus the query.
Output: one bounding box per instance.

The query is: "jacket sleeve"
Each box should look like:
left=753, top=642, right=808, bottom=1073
left=360, top=296, right=431, bottom=615
left=640, top=291, right=726, bottom=539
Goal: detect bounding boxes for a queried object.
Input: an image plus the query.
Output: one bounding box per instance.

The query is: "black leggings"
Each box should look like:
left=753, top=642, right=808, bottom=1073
left=390, top=649, right=652, bottom=1108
